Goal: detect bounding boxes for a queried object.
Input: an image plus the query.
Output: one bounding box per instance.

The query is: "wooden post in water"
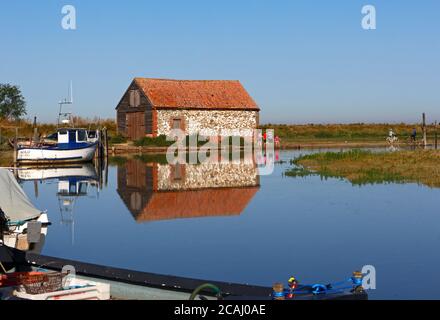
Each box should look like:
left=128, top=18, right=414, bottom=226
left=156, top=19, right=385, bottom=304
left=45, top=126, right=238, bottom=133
left=32, top=116, right=38, bottom=144
left=34, top=180, right=39, bottom=198
left=435, top=121, right=438, bottom=150
left=103, top=127, right=108, bottom=158
left=13, top=127, right=18, bottom=164
left=422, top=113, right=427, bottom=148
left=98, top=129, right=102, bottom=160
left=95, top=129, right=101, bottom=160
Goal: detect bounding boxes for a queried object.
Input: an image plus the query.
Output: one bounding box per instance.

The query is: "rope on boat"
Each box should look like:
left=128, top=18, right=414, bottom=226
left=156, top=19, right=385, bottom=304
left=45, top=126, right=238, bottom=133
left=189, top=283, right=222, bottom=300
left=0, top=261, right=7, bottom=274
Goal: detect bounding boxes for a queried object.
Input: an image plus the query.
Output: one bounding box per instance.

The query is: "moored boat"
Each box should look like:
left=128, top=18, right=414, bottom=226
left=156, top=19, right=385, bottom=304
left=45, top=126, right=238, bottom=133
left=0, top=249, right=368, bottom=300
left=16, top=163, right=98, bottom=182
left=17, top=128, right=98, bottom=164
left=0, top=169, right=49, bottom=255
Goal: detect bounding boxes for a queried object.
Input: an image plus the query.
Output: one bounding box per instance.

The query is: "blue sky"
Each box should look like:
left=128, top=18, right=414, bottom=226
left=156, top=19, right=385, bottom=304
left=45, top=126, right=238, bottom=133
left=0, top=0, right=439, bottom=124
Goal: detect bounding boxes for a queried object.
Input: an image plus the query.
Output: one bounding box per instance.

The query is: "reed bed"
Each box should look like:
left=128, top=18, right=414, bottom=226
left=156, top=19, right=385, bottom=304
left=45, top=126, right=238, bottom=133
left=286, top=149, right=440, bottom=187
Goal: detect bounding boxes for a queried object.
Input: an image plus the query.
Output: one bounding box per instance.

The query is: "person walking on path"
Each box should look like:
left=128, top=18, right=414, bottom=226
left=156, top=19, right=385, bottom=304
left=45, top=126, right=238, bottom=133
left=411, top=128, right=417, bottom=143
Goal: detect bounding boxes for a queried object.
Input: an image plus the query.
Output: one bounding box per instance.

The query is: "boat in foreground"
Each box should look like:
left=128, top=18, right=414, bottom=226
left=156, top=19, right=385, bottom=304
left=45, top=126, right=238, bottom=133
left=0, top=248, right=368, bottom=300
left=0, top=168, right=49, bottom=256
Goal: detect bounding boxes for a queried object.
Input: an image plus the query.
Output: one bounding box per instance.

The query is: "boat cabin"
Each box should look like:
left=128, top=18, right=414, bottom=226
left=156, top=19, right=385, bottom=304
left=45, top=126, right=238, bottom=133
left=58, top=178, right=90, bottom=196
left=45, top=129, right=97, bottom=147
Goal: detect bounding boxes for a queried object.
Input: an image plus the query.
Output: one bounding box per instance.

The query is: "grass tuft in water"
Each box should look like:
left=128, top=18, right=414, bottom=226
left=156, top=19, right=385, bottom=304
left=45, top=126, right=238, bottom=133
left=285, top=149, right=440, bottom=187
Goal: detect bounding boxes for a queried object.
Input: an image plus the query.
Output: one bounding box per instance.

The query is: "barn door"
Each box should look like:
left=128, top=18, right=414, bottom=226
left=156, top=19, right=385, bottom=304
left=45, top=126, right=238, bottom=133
left=126, top=159, right=146, bottom=188
left=126, top=112, right=145, bottom=140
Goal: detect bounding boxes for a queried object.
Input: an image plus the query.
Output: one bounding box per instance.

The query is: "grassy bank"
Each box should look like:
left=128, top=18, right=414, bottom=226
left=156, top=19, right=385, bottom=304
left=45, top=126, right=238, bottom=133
left=261, top=123, right=438, bottom=146
left=0, top=151, right=13, bottom=167
left=2, top=120, right=437, bottom=149
left=0, top=118, right=116, bottom=143
left=286, top=149, right=440, bottom=187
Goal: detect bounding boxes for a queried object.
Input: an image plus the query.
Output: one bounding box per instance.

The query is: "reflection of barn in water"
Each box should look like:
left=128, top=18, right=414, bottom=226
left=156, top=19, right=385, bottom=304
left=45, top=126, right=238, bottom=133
left=117, top=159, right=260, bottom=222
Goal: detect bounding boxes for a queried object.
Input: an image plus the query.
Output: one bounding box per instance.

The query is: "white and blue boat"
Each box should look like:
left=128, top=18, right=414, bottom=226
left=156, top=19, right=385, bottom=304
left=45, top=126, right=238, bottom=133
left=17, top=128, right=98, bottom=164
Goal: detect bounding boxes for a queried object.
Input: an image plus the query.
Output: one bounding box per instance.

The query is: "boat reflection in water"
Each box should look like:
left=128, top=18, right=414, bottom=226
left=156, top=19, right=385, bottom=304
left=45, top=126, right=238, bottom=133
left=117, top=154, right=260, bottom=223
left=16, top=163, right=101, bottom=245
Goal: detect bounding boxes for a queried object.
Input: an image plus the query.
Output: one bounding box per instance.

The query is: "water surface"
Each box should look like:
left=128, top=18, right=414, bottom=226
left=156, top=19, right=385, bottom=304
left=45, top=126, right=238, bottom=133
left=16, top=149, right=440, bottom=299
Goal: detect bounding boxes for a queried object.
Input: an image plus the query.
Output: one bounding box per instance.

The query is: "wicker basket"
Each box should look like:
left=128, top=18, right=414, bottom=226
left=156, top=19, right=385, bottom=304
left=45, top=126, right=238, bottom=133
left=19, top=272, right=64, bottom=295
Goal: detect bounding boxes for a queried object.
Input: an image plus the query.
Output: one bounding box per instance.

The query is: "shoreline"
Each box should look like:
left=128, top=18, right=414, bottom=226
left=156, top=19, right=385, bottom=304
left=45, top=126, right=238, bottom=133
left=0, top=140, right=430, bottom=160
left=109, top=140, right=415, bottom=154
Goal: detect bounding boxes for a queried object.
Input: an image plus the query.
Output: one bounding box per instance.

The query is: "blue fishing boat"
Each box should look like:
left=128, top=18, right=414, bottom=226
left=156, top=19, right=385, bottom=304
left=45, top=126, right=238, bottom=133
left=16, top=128, right=98, bottom=164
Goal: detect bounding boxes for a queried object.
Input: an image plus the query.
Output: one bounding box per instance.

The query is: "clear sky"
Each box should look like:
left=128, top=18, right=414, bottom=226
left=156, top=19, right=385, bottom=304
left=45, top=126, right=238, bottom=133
left=1, top=0, right=439, bottom=124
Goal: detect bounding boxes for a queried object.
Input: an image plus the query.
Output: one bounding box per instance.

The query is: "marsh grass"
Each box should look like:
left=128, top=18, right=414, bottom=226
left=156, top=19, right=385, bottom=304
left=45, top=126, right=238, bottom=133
left=261, top=123, right=438, bottom=142
left=0, top=151, right=13, bottom=167
left=286, top=149, right=440, bottom=187
left=0, top=118, right=116, bottom=142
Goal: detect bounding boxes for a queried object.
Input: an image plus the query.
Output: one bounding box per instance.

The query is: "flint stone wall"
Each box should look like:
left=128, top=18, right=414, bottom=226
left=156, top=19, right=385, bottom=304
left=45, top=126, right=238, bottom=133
left=157, top=162, right=259, bottom=191
left=157, top=110, right=258, bottom=137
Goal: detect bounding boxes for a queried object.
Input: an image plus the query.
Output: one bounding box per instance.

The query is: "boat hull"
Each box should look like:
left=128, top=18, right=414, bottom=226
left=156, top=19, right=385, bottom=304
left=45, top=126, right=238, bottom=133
left=17, top=144, right=97, bottom=164
left=19, top=253, right=367, bottom=300
left=17, top=163, right=98, bottom=181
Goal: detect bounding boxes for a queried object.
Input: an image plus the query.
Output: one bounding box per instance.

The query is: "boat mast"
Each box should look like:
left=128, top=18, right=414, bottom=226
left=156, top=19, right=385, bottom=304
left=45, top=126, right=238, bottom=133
left=57, top=81, right=74, bottom=128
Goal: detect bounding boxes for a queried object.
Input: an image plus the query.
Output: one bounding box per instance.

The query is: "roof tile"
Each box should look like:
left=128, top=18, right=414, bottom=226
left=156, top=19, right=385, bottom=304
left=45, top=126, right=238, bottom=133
left=134, top=78, right=259, bottom=110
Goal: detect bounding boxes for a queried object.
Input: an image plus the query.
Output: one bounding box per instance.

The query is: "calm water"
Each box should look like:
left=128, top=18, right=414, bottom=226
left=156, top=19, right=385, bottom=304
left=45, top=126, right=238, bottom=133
left=16, top=149, right=440, bottom=299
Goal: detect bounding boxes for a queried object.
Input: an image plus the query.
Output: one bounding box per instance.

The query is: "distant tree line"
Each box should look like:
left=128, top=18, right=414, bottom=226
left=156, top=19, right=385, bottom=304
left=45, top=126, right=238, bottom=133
left=0, top=83, right=27, bottom=120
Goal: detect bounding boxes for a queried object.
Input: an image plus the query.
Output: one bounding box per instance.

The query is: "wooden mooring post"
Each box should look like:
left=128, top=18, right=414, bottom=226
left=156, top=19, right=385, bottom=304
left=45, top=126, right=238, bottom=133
left=422, top=113, right=427, bottom=148
left=93, top=127, right=109, bottom=189
left=435, top=121, right=438, bottom=150
left=13, top=127, right=18, bottom=164
left=102, top=127, right=108, bottom=158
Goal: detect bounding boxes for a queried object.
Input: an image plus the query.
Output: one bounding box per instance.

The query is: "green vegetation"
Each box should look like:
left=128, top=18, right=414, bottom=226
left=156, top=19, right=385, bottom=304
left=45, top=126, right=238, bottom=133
left=134, top=154, right=169, bottom=164
left=108, top=154, right=169, bottom=165
left=108, top=156, right=128, bottom=166
left=134, top=135, right=174, bottom=147
left=0, top=117, right=116, bottom=143
left=133, top=134, right=215, bottom=147
left=0, top=151, right=13, bottom=166
left=0, top=136, right=11, bottom=151
left=260, top=123, right=437, bottom=144
left=286, top=149, right=440, bottom=187
left=0, top=84, right=27, bottom=120
left=109, top=134, right=127, bottom=145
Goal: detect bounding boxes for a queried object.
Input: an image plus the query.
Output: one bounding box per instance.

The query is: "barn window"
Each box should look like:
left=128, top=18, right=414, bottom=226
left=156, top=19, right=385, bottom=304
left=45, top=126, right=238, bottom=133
left=171, top=164, right=185, bottom=182
left=171, top=118, right=184, bottom=130
left=174, top=164, right=182, bottom=180
left=129, top=90, right=140, bottom=107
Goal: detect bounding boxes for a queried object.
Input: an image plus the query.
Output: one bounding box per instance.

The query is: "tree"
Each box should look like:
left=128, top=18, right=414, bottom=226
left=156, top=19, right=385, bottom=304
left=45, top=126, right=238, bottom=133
left=0, top=84, right=27, bottom=120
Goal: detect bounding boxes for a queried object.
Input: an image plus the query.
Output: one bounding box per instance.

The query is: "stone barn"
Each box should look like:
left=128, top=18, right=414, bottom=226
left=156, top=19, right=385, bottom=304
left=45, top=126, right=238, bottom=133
left=116, top=77, right=260, bottom=140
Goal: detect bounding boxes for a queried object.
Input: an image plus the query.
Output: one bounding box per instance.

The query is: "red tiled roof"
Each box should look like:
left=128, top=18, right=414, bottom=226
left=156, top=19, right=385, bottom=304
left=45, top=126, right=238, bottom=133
left=134, top=78, right=259, bottom=110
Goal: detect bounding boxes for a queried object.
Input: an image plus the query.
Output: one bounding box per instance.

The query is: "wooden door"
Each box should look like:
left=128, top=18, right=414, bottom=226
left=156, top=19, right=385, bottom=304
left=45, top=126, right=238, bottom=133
left=126, top=112, right=145, bottom=140
left=126, top=159, right=146, bottom=188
